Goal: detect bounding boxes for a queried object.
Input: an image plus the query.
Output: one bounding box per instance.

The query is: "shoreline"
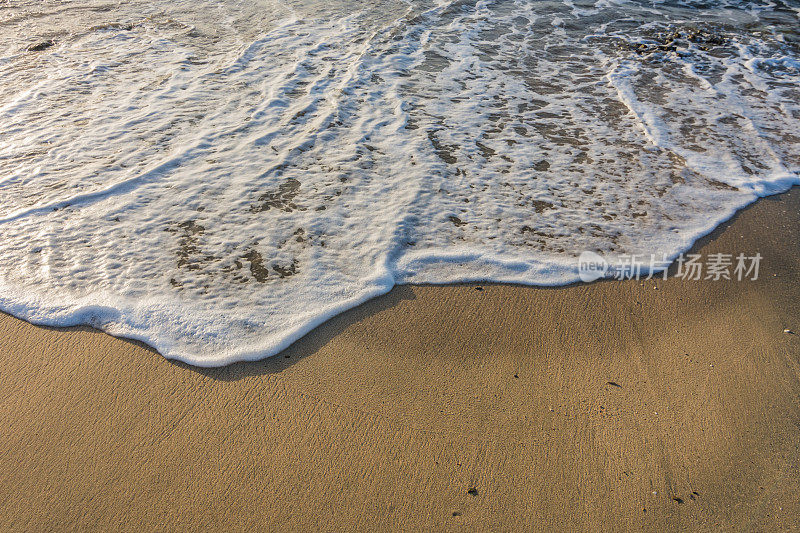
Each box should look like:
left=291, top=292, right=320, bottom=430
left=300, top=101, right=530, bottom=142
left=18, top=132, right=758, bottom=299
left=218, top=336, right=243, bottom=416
left=0, top=183, right=795, bottom=367
left=1, top=187, right=799, bottom=529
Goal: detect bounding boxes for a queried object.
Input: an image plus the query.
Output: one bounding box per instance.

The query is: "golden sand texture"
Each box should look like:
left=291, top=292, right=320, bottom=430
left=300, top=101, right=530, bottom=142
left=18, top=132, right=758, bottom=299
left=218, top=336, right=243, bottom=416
left=1, top=189, right=799, bottom=531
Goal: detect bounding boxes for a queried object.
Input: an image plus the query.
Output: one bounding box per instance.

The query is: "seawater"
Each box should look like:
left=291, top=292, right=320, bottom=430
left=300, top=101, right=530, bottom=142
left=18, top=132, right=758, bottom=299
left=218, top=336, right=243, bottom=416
left=0, top=0, right=798, bottom=365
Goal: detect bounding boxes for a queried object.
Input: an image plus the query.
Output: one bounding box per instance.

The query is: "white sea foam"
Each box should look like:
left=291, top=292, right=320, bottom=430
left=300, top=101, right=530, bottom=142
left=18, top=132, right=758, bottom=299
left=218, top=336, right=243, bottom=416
left=0, top=0, right=798, bottom=365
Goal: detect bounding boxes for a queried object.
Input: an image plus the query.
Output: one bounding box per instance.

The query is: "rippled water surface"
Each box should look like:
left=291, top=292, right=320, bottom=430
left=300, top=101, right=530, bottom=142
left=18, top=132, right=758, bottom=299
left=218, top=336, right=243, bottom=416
left=1, top=0, right=798, bottom=364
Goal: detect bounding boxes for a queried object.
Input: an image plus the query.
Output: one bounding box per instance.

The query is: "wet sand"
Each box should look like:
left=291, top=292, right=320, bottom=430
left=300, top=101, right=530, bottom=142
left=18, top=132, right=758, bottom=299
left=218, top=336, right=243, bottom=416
left=1, top=188, right=799, bottom=531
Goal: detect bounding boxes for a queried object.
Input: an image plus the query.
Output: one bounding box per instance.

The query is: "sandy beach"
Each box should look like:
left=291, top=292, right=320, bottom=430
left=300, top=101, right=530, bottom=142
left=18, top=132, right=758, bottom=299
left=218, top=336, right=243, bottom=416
left=1, top=188, right=799, bottom=530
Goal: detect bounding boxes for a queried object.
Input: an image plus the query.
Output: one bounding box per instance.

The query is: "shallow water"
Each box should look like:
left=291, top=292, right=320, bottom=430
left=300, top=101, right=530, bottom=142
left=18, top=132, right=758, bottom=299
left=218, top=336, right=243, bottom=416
left=0, top=0, right=798, bottom=365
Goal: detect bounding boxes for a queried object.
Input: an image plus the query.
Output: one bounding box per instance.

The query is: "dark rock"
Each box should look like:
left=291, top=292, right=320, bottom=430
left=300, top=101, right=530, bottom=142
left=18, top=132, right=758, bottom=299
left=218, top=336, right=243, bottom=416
left=28, top=40, right=55, bottom=52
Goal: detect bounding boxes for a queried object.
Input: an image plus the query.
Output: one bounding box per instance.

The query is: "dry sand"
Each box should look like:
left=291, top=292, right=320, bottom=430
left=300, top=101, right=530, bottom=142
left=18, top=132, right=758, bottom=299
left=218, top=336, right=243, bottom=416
left=1, top=188, right=799, bottom=531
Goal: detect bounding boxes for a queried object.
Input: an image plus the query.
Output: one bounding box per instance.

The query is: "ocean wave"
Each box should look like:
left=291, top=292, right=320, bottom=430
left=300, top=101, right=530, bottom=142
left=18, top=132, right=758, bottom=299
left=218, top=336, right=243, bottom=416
left=0, top=0, right=797, bottom=365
